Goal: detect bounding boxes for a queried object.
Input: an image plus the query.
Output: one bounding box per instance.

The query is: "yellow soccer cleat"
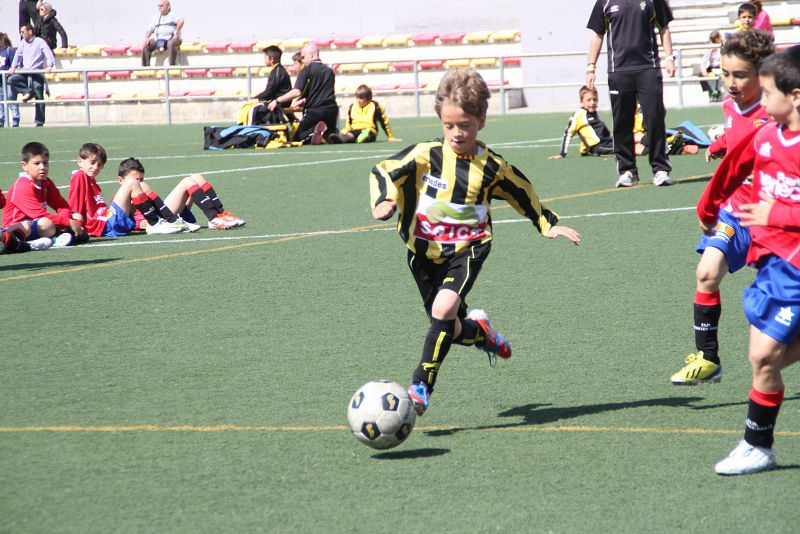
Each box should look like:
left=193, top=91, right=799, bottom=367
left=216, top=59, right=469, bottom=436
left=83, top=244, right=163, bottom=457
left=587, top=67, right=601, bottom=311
left=671, top=351, right=722, bottom=385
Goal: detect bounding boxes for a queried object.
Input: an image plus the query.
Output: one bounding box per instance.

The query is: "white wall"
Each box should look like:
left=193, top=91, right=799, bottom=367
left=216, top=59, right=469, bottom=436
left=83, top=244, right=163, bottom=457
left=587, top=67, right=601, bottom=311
left=0, top=0, right=521, bottom=44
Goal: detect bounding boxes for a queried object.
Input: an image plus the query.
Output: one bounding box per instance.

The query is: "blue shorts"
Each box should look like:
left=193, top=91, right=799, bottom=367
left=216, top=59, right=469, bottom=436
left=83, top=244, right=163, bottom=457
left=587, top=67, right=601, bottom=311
left=743, top=255, right=800, bottom=345
left=695, top=209, right=750, bottom=273
left=102, top=202, right=136, bottom=237
left=28, top=218, right=44, bottom=240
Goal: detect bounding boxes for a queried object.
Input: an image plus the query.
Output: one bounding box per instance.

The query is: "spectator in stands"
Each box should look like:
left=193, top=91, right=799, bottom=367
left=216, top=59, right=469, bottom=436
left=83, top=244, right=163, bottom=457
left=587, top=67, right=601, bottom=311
left=0, top=33, right=16, bottom=127
left=700, top=30, right=723, bottom=102
left=7, top=23, right=54, bottom=127
left=586, top=0, right=676, bottom=187
left=249, top=45, right=292, bottom=124
left=18, top=0, right=40, bottom=31
left=35, top=2, right=67, bottom=51
left=329, top=84, right=401, bottom=144
left=752, top=1, right=774, bottom=34
left=736, top=3, right=757, bottom=32
left=268, top=43, right=338, bottom=145
left=142, top=0, right=184, bottom=67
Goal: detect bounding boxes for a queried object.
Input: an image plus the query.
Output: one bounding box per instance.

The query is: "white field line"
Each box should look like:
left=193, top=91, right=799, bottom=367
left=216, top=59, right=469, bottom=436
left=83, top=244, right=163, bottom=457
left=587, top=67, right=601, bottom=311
left=71, top=206, right=695, bottom=250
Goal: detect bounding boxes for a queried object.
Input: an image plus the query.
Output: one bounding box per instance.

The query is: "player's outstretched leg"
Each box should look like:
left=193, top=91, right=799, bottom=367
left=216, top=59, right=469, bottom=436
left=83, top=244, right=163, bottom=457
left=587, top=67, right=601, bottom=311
left=467, top=309, right=512, bottom=364
left=409, top=317, right=455, bottom=416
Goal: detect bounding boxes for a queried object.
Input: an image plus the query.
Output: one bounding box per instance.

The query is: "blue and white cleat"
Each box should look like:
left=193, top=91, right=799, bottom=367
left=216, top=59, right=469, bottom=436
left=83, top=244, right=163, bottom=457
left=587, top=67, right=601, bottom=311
left=408, top=382, right=430, bottom=416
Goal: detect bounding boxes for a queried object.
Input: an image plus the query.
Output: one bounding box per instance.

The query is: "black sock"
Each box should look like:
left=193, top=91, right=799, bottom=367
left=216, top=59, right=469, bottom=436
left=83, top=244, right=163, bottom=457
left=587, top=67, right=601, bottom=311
left=189, top=188, right=222, bottom=220
left=133, top=195, right=161, bottom=226
left=203, top=184, right=224, bottom=211
left=148, top=193, right=178, bottom=222
left=452, top=318, right=481, bottom=347
left=694, top=303, right=721, bottom=364
left=2, top=230, right=29, bottom=253
left=412, top=318, right=455, bottom=393
left=744, top=393, right=782, bottom=448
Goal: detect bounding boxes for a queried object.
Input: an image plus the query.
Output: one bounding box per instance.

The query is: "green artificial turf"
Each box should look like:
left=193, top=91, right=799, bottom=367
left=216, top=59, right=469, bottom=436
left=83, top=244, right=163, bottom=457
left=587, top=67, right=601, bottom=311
left=0, top=108, right=797, bottom=532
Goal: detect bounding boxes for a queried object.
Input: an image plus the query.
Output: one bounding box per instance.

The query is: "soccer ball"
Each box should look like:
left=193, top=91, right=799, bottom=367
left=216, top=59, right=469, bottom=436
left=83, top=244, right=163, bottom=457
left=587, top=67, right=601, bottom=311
left=347, top=380, right=416, bottom=450
left=707, top=124, right=725, bottom=142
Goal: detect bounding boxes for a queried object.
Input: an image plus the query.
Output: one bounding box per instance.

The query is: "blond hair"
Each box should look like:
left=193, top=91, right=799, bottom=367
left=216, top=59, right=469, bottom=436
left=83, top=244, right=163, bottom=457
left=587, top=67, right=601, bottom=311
left=434, top=68, right=490, bottom=119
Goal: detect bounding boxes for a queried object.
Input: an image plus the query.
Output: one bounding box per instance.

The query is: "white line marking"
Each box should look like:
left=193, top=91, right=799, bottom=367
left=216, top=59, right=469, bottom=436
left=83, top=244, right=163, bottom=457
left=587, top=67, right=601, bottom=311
left=71, top=206, right=695, bottom=250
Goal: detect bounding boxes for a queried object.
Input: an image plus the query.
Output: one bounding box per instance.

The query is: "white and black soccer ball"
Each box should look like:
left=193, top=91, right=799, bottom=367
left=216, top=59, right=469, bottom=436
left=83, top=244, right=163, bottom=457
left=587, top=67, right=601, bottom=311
left=707, top=124, right=726, bottom=142
left=347, top=380, right=416, bottom=450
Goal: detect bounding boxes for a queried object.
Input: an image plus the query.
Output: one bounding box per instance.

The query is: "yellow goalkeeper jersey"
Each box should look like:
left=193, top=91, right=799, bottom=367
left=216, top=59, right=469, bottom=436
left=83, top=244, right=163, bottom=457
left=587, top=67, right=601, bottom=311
left=343, top=100, right=394, bottom=138
left=370, top=138, right=559, bottom=262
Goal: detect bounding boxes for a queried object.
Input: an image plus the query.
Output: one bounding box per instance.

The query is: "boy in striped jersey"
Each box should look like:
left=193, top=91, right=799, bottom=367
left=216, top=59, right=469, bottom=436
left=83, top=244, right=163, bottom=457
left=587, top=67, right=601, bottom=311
left=328, top=85, right=402, bottom=144
left=370, top=68, right=581, bottom=416
left=548, top=85, right=613, bottom=160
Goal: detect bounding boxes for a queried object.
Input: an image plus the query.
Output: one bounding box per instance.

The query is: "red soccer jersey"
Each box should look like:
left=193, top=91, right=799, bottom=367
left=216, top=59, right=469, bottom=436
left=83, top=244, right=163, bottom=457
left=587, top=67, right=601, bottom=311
left=708, top=98, right=771, bottom=213
left=0, top=188, right=5, bottom=210
left=697, top=123, right=800, bottom=269
left=1, top=173, right=72, bottom=228
left=68, top=169, right=109, bottom=237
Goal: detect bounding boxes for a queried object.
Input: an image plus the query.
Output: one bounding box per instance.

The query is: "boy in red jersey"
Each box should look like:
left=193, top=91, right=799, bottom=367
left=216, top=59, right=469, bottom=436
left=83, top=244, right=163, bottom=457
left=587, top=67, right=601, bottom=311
left=695, top=46, right=800, bottom=475
left=0, top=187, right=52, bottom=254
left=2, top=142, right=86, bottom=247
left=370, top=69, right=581, bottom=416
left=671, top=30, right=775, bottom=385
left=68, top=145, right=245, bottom=236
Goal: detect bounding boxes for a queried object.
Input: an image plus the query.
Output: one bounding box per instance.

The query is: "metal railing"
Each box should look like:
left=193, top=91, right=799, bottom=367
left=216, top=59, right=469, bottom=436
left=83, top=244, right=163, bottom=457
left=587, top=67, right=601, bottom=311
left=0, top=46, right=724, bottom=126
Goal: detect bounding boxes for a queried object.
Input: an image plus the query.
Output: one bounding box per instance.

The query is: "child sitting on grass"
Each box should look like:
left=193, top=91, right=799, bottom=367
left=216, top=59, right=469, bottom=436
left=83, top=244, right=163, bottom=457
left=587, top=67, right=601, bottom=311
left=69, top=148, right=245, bottom=236
left=329, top=84, right=401, bottom=144
left=2, top=141, right=86, bottom=247
left=370, top=68, right=580, bottom=416
left=548, top=85, right=613, bottom=159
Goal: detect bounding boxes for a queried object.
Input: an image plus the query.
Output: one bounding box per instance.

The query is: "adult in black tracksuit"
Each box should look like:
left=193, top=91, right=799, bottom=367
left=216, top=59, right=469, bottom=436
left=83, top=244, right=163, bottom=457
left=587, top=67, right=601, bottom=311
left=18, top=0, right=40, bottom=30
left=268, top=43, right=338, bottom=143
left=586, top=0, right=675, bottom=187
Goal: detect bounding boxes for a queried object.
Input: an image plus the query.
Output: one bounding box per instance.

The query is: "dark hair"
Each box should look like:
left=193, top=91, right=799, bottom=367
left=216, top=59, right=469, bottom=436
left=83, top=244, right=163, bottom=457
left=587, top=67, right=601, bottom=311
left=19, top=23, right=33, bottom=32
left=709, top=30, right=721, bottom=42
left=0, top=32, right=11, bottom=48
left=434, top=68, right=490, bottom=119
left=22, top=142, right=48, bottom=162
left=118, top=157, right=145, bottom=178
left=262, top=45, right=282, bottom=64
left=78, top=143, right=107, bottom=165
left=759, top=45, right=800, bottom=94
left=354, top=84, right=372, bottom=100
left=738, top=3, right=757, bottom=16
left=579, top=85, right=598, bottom=100
left=292, top=50, right=302, bottom=64
left=721, top=29, right=775, bottom=68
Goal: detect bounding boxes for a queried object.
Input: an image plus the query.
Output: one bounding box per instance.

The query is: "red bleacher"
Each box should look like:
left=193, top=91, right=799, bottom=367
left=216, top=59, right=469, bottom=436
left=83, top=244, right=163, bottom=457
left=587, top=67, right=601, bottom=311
left=333, top=36, right=361, bottom=48
left=439, top=32, right=466, bottom=44
left=229, top=41, right=256, bottom=52
left=411, top=33, right=438, bottom=45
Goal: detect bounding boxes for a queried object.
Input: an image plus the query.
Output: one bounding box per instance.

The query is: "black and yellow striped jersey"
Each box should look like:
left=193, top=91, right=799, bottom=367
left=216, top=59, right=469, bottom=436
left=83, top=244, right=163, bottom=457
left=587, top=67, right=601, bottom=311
left=343, top=100, right=394, bottom=138
left=558, top=108, right=611, bottom=156
left=370, top=138, right=559, bottom=262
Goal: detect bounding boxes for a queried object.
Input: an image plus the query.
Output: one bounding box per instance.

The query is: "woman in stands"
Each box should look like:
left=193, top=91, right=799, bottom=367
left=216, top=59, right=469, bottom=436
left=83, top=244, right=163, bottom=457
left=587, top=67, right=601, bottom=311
left=752, top=0, right=774, bottom=35
left=35, top=2, right=68, bottom=51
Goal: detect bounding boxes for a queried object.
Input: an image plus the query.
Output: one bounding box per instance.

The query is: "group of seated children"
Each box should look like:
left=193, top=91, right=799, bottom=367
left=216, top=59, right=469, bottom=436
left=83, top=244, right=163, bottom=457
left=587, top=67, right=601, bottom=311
left=244, top=46, right=400, bottom=146
left=0, top=141, right=245, bottom=255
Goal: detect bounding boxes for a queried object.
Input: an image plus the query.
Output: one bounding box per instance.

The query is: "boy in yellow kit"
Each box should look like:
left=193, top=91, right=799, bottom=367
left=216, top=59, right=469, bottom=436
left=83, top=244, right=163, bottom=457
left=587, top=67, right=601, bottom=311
left=329, top=84, right=402, bottom=144
left=370, top=69, right=581, bottom=415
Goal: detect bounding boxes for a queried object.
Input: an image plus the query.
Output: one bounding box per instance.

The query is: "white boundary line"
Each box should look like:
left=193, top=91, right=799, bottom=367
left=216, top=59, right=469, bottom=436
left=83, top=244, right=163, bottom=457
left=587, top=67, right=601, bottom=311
left=73, top=206, right=695, bottom=250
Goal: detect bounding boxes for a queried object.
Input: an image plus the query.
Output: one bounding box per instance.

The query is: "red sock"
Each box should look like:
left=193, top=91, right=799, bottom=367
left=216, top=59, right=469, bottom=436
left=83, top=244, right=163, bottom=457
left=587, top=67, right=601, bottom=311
left=694, top=290, right=721, bottom=306
left=749, top=387, right=784, bottom=407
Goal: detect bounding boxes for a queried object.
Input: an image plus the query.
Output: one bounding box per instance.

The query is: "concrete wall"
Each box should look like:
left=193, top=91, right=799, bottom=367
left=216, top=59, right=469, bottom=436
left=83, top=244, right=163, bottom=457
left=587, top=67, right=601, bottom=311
left=1, top=0, right=521, bottom=44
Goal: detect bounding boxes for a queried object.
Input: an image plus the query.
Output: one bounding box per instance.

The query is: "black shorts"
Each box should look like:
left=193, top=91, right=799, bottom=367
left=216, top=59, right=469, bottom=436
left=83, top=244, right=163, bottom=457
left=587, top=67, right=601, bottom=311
left=407, top=241, right=491, bottom=319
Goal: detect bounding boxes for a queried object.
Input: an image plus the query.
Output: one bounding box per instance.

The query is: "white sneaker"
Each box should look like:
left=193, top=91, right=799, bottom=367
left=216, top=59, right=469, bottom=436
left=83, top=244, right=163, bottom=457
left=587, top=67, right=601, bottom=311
left=714, top=439, right=776, bottom=475
left=175, top=217, right=201, bottom=233
left=616, top=170, right=639, bottom=188
left=52, top=233, right=74, bottom=247
left=28, top=237, right=53, bottom=251
left=145, top=219, right=185, bottom=235
left=652, top=170, right=673, bottom=186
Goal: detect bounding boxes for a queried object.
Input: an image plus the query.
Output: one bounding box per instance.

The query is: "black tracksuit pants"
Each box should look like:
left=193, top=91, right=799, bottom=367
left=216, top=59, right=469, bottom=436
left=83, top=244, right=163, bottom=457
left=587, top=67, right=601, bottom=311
left=608, top=67, right=672, bottom=176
